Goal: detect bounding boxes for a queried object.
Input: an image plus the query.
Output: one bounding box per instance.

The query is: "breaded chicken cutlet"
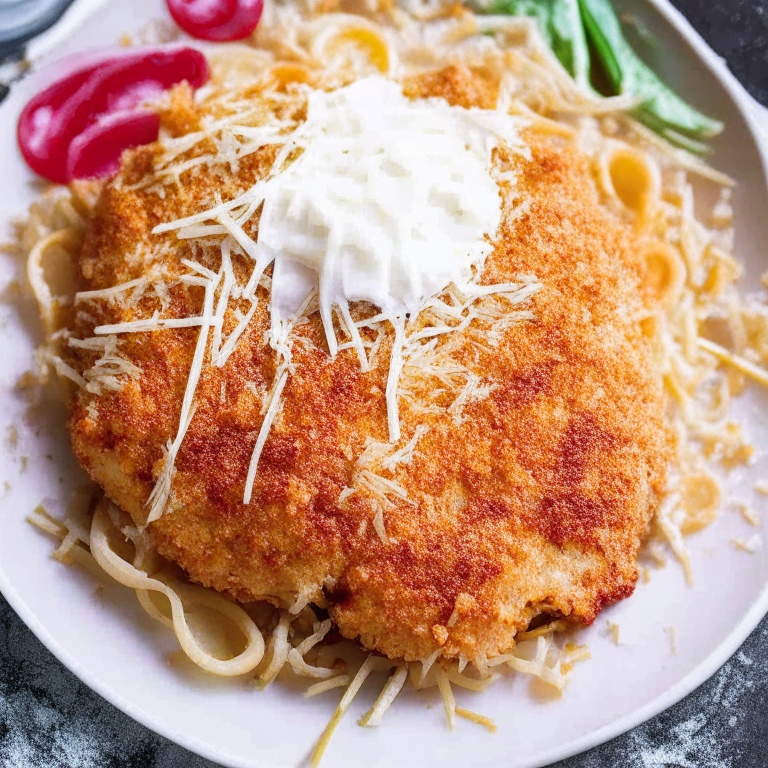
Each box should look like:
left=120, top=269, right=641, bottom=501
left=65, top=64, right=670, bottom=664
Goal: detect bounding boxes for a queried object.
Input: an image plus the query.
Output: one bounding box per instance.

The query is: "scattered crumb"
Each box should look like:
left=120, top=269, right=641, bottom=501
left=606, top=621, right=620, bottom=645
left=755, top=480, right=768, bottom=496
left=166, top=650, right=190, bottom=668
left=565, top=643, right=591, bottom=662
left=562, top=643, right=591, bottom=674
left=5, top=425, right=18, bottom=450
left=667, top=626, right=677, bottom=656
left=15, top=371, right=38, bottom=390
left=733, top=500, right=760, bottom=527
left=641, top=567, right=651, bottom=584
left=732, top=534, right=762, bottom=554
left=20, top=456, right=28, bottom=473
left=92, top=583, right=105, bottom=598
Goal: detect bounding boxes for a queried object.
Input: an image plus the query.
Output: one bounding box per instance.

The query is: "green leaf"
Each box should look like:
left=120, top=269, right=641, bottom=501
left=481, top=0, right=591, bottom=89
left=577, top=0, right=723, bottom=141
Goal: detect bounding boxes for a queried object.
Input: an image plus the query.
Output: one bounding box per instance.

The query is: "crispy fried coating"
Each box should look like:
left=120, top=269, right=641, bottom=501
left=66, top=70, right=670, bottom=663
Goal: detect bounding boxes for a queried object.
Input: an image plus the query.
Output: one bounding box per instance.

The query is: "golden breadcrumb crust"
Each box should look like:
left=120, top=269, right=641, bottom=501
left=66, top=67, right=670, bottom=663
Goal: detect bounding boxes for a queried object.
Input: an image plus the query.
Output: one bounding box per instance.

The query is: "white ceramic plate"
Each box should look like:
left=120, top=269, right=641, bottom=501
left=1, top=2, right=768, bottom=767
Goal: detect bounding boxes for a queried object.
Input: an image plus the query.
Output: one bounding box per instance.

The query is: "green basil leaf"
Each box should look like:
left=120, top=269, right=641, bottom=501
left=482, top=0, right=591, bottom=88
left=578, top=0, right=723, bottom=141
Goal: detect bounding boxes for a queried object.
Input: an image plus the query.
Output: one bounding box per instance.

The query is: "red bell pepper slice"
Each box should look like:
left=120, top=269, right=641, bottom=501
left=18, top=47, right=209, bottom=183
left=166, top=0, right=264, bottom=42
left=66, top=112, right=162, bottom=181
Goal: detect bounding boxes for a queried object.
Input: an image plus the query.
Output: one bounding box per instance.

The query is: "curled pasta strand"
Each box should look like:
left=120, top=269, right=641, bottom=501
left=434, top=666, right=456, bottom=729
left=135, top=587, right=175, bottom=629
left=308, top=14, right=394, bottom=76
left=598, top=140, right=661, bottom=217
left=258, top=610, right=292, bottom=687
left=287, top=649, right=338, bottom=679
left=90, top=501, right=264, bottom=676
left=445, top=668, right=495, bottom=692
left=27, top=227, right=81, bottom=336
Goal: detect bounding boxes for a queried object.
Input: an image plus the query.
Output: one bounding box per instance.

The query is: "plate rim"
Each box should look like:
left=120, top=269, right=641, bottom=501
left=1, top=2, right=768, bottom=767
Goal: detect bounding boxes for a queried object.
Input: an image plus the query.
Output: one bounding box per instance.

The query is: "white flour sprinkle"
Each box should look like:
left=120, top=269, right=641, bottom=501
left=629, top=713, right=727, bottom=768
left=0, top=598, right=214, bottom=768
left=546, top=636, right=766, bottom=767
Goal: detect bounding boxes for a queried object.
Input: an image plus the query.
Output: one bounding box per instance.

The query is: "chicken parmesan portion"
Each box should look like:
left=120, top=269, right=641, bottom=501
left=65, top=66, right=670, bottom=665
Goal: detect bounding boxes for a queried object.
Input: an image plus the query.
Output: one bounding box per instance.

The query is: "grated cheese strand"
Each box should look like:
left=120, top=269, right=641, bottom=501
left=153, top=78, right=533, bottom=451
left=211, top=239, right=236, bottom=360
left=296, top=619, right=333, bottom=656
left=656, top=493, right=693, bottom=586
left=76, top=277, right=151, bottom=304
left=305, top=675, right=351, bottom=698
left=435, top=666, right=456, bottom=730
left=455, top=707, right=497, bottom=732
left=419, top=647, right=442, bottom=687
left=698, top=337, right=768, bottom=387
left=310, top=655, right=393, bottom=768
left=385, top=315, right=407, bottom=443
left=146, top=270, right=220, bottom=524
left=359, top=663, right=408, bottom=727
left=243, top=366, right=289, bottom=506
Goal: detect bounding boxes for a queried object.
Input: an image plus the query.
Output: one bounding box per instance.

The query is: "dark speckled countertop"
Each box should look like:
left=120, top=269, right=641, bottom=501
left=2, top=2, right=768, bottom=767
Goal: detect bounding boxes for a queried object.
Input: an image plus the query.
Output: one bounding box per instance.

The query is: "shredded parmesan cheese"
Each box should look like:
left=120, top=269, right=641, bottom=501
left=310, top=655, right=394, bottom=767
left=305, top=675, right=351, bottom=697
left=667, top=625, right=678, bottom=656
left=359, top=663, right=408, bottom=727
left=455, top=707, right=496, bottom=732
left=152, top=77, right=536, bottom=496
